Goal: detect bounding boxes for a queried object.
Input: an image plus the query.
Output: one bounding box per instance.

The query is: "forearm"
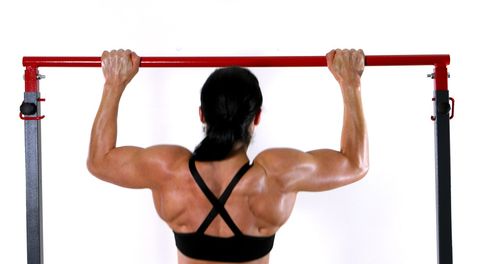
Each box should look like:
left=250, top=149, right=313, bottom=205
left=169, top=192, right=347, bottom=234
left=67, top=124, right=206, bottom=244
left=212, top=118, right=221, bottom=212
left=339, top=82, right=369, bottom=170
left=87, top=84, right=124, bottom=170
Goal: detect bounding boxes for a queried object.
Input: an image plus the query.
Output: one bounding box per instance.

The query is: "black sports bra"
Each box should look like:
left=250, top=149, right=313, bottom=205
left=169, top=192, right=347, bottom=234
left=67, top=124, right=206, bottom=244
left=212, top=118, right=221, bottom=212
left=173, top=157, right=275, bottom=262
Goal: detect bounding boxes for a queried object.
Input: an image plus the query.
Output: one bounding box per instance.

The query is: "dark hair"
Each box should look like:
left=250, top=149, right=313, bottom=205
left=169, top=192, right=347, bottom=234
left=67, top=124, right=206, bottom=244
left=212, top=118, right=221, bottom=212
left=193, top=67, right=263, bottom=161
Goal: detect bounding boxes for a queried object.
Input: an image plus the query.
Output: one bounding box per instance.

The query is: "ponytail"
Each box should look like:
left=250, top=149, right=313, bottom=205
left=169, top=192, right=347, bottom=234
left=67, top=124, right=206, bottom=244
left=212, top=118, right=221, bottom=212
left=193, top=124, right=239, bottom=161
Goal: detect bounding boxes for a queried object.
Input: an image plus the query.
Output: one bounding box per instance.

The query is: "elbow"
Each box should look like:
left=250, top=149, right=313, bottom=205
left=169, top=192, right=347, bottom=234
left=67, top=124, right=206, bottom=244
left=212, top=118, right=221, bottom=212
left=357, top=161, right=369, bottom=180
left=350, top=158, right=369, bottom=183
left=357, top=155, right=369, bottom=180
left=86, top=156, right=104, bottom=179
left=86, top=157, right=98, bottom=176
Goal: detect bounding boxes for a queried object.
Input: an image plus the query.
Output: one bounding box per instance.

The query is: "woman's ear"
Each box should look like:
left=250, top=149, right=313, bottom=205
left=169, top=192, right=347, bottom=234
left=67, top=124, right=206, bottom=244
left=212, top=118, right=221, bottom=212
left=254, top=109, right=262, bottom=125
left=199, top=107, right=206, bottom=123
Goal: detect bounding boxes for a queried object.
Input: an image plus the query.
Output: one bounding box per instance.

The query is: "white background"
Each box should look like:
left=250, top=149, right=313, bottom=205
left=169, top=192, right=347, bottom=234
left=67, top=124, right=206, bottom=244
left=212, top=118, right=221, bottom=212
left=1, top=0, right=499, bottom=263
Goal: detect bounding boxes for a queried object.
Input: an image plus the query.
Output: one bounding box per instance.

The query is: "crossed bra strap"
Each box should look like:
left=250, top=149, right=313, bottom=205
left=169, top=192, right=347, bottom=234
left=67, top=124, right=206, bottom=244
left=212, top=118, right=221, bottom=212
left=188, top=157, right=251, bottom=236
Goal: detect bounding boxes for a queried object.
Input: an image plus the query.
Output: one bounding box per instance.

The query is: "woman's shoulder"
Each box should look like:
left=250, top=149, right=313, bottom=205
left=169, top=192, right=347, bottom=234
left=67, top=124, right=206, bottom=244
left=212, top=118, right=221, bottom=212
left=144, top=144, right=192, bottom=168
left=253, top=148, right=311, bottom=177
left=146, top=144, right=191, bottom=156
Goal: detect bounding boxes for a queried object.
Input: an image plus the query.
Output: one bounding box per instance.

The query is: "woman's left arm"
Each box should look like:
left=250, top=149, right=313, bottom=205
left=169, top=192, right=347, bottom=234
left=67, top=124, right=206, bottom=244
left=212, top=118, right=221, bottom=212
left=87, top=50, right=184, bottom=189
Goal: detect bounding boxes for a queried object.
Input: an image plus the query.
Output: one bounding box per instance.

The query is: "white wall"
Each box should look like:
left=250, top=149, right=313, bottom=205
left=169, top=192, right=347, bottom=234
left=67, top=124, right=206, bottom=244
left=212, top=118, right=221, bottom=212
left=1, top=0, right=499, bottom=263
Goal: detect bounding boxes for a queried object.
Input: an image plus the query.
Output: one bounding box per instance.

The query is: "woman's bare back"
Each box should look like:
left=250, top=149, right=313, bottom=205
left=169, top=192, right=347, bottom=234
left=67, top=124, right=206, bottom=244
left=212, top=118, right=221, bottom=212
left=150, top=150, right=297, bottom=263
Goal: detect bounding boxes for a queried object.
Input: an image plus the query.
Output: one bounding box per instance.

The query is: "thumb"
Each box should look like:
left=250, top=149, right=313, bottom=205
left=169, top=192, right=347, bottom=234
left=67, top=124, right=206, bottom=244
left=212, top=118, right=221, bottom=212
left=131, top=52, right=141, bottom=70
left=326, top=50, right=336, bottom=67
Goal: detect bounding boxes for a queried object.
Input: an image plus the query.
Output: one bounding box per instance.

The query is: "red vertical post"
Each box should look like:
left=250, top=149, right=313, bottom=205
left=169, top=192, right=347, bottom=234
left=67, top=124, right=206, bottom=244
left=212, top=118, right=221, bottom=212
left=434, top=65, right=448, bottom=91
left=25, top=66, right=40, bottom=92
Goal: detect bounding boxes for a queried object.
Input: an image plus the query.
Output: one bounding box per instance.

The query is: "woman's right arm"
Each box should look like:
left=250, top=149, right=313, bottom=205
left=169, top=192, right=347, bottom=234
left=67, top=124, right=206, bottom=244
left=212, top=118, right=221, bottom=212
left=254, top=49, right=369, bottom=193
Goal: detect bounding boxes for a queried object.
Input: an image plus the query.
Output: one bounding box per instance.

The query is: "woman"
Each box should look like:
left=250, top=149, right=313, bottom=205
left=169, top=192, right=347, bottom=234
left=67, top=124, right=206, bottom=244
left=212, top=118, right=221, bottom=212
left=87, top=48, right=368, bottom=264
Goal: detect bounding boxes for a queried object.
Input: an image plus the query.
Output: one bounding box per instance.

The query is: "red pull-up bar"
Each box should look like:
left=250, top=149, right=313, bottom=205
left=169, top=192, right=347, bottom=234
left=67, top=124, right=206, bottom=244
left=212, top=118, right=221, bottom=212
left=22, top=55, right=450, bottom=92
left=23, top=55, right=450, bottom=68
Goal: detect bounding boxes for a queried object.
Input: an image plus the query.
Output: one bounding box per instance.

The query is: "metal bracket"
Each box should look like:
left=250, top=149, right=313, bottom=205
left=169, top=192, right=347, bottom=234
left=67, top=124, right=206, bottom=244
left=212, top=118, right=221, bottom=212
left=432, top=97, right=455, bottom=121
left=20, top=98, right=45, bottom=120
